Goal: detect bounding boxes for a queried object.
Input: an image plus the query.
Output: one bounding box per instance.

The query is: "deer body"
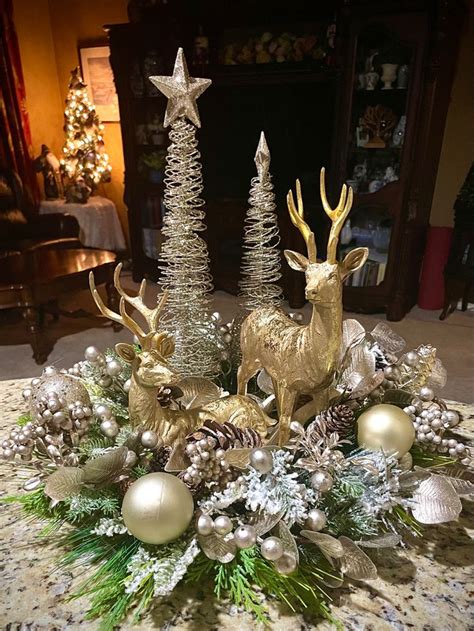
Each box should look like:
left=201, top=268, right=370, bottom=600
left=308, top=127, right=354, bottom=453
left=241, top=300, right=342, bottom=394
left=126, top=354, right=273, bottom=446
left=89, top=264, right=273, bottom=448
left=238, top=169, right=369, bottom=445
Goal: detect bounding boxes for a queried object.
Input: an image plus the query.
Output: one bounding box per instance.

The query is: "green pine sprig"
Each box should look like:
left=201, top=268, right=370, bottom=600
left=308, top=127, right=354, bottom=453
left=410, top=445, right=456, bottom=469
left=187, top=547, right=340, bottom=628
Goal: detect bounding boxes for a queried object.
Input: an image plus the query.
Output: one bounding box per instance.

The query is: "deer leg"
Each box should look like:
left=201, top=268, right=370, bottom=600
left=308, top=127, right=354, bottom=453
left=277, top=387, right=297, bottom=446
left=237, top=360, right=260, bottom=395
left=293, top=389, right=331, bottom=424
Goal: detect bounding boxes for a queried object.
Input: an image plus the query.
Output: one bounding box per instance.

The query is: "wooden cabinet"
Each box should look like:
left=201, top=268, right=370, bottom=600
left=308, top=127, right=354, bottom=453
left=106, top=1, right=465, bottom=316
left=106, top=5, right=337, bottom=308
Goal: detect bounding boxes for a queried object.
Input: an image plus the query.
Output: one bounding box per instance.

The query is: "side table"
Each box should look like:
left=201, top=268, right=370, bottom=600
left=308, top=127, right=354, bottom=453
left=0, top=248, right=119, bottom=364
left=39, top=196, right=126, bottom=252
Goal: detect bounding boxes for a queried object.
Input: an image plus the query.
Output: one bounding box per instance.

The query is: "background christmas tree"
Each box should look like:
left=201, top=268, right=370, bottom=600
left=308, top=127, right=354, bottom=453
left=61, top=67, right=111, bottom=203
left=149, top=48, right=219, bottom=378
left=239, top=132, right=283, bottom=311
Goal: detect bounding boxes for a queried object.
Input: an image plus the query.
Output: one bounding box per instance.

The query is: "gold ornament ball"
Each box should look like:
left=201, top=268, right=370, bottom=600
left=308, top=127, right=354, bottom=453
left=121, top=472, right=194, bottom=544
left=357, top=404, right=415, bottom=457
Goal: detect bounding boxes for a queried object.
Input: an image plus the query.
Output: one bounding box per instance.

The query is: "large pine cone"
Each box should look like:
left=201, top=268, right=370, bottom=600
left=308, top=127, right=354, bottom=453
left=318, top=404, right=355, bottom=438
left=156, top=386, right=183, bottom=408
left=187, top=420, right=262, bottom=449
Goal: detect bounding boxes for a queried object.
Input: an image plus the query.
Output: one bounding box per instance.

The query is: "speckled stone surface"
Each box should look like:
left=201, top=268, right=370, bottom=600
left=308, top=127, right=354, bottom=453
left=0, top=378, right=473, bottom=631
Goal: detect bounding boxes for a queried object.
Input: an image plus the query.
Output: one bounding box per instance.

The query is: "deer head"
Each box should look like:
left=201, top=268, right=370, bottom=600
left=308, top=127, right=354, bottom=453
left=284, top=168, right=368, bottom=303
left=89, top=263, right=179, bottom=389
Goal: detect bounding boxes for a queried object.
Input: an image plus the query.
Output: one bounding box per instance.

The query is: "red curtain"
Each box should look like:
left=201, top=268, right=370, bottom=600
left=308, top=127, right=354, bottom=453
left=0, top=0, right=39, bottom=208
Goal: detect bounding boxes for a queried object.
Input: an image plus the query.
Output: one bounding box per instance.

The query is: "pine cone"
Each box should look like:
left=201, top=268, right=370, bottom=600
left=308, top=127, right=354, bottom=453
left=150, top=446, right=171, bottom=471
left=156, top=386, right=177, bottom=408
left=187, top=420, right=262, bottom=449
left=318, top=404, right=355, bottom=437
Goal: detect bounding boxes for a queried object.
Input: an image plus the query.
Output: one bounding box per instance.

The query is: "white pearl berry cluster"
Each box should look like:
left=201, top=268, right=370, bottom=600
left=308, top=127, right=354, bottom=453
left=403, top=387, right=471, bottom=465
left=183, top=437, right=234, bottom=487
left=83, top=345, right=129, bottom=390
left=1, top=421, right=43, bottom=461
left=1, top=368, right=93, bottom=462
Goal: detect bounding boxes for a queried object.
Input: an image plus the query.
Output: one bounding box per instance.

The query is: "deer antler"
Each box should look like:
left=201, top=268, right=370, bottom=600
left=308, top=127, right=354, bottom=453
left=320, top=167, right=353, bottom=263
left=287, top=179, right=317, bottom=262
left=113, top=263, right=166, bottom=333
left=89, top=263, right=168, bottom=349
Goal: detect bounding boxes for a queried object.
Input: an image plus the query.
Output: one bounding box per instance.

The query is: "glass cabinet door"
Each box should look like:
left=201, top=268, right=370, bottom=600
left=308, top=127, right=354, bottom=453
left=341, top=23, right=414, bottom=289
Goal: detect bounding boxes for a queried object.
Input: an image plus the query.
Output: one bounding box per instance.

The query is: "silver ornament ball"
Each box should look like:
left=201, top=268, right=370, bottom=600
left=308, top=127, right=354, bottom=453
left=121, top=473, right=194, bottom=544
left=100, top=418, right=119, bottom=438
left=357, top=403, right=416, bottom=458
left=214, top=515, right=233, bottom=536
left=384, top=365, right=401, bottom=382
left=444, top=410, right=459, bottom=427
left=43, top=365, right=57, bottom=376
left=123, top=378, right=131, bottom=393
left=99, top=375, right=113, bottom=388
left=197, top=514, right=214, bottom=536
left=310, top=470, right=334, bottom=493
left=274, top=552, right=298, bottom=575
left=234, top=524, right=257, bottom=549
left=95, top=403, right=112, bottom=419
left=419, top=386, right=435, bottom=401
left=249, top=448, right=273, bottom=474
left=84, top=345, right=101, bottom=362
left=404, top=350, right=420, bottom=367
left=141, top=430, right=159, bottom=449
left=305, top=508, right=327, bottom=531
left=106, top=359, right=122, bottom=377
left=30, top=373, right=90, bottom=421
left=260, top=536, right=284, bottom=561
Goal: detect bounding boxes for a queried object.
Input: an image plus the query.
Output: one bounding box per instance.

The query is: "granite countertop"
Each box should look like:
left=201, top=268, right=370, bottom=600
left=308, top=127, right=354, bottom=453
left=0, top=377, right=473, bottom=631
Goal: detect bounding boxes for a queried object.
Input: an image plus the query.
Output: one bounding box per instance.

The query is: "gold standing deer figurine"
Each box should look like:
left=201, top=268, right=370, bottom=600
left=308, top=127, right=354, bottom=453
left=238, top=168, right=369, bottom=445
left=89, top=264, right=274, bottom=448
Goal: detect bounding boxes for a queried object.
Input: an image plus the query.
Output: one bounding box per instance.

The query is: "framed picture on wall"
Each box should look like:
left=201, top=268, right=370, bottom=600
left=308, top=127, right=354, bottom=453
left=79, top=46, right=119, bottom=122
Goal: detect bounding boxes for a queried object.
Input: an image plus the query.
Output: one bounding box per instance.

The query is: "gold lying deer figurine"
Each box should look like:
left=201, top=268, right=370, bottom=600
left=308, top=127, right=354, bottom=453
left=89, top=263, right=274, bottom=447
left=238, top=168, right=369, bottom=445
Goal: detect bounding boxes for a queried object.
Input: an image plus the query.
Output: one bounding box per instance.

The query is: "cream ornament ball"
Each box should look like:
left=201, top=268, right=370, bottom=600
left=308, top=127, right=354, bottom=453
left=357, top=404, right=415, bottom=457
left=122, top=472, right=194, bottom=544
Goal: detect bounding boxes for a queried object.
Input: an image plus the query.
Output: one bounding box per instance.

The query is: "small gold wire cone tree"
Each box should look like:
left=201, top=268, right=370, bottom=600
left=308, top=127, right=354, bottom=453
left=239, top=131, right=283, bottom=312
left=149, top=48, right=219, bottom=378
left=61, top=67, right=111, bottom=203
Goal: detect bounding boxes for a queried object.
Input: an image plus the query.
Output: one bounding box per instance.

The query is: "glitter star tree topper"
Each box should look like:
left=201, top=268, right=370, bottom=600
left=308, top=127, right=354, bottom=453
left=148, top=49, right=219, bottom=377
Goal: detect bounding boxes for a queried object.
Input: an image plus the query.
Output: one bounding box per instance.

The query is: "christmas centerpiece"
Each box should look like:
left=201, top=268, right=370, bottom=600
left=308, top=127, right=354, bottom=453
left=2, top=49, right=472, bottom=631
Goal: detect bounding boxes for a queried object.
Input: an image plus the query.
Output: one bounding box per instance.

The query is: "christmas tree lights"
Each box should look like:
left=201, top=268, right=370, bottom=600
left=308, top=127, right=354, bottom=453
left=61, top=67, right=112, bottom=203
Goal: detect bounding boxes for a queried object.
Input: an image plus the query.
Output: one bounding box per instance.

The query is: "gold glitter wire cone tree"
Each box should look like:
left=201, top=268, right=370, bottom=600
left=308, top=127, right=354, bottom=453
left=239, top=131, right=283, bottom=312
left=149, top=48, right=219, bottom=378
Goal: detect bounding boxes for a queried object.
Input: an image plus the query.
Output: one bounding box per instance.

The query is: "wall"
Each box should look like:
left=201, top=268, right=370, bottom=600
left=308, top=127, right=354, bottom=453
left=13, top=0, right=130, bottom=243
left=13, top=0, right=63, bottom=165
left=429, top=8, right=474, bottom=227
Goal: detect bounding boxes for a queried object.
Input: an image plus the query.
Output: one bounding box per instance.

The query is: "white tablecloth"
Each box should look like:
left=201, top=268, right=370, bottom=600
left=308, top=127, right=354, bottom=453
left=39, top=196, right=126, bottom=252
